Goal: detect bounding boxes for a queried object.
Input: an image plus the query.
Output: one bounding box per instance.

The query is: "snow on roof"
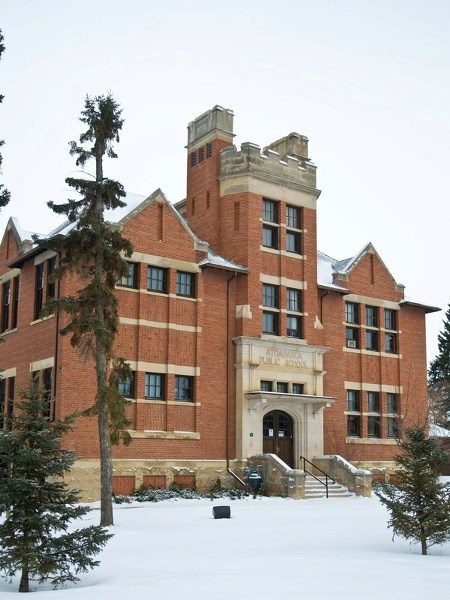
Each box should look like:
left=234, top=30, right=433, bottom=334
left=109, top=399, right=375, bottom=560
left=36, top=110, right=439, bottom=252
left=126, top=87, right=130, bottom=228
left=199, top=251, right=247, bottom=273
left=429, top=424, right=450, bottom=438
left=316, top=251, right=349, bottom=291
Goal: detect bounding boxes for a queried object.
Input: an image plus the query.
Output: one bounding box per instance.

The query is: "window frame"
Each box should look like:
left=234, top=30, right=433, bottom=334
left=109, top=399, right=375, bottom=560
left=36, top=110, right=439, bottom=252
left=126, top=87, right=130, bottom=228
left=175, top=375, right=194, bottom=402
left=118, top=373, right=135, bottom=398
left=366, top=330, right=378, bottom=351
left=262, top=198, right=278, bottom=223
left=262, top=224, right=278, bottom=249
left=286, top=230, right=301, bottom=254
left=286, top=205, right=300, bottom=229
left=147, top=266, right=168, bottom=294
left=365, top=305, right=378, bottom=327
left=145, top=373, right=165, bottom=400
left=384, top=309, right=396, bottom=330
left=117, top=262, right=139, bottom=289
left=176, top=271, right=196, bottom=298
left=345, top=302, right=359, bottom=324
left=347, top=390, right=360, bottom=412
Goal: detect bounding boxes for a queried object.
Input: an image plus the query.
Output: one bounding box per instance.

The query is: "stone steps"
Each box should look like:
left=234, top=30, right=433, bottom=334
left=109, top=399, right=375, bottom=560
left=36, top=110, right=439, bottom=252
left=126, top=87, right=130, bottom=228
left=304, top=475, right=353, bottom=499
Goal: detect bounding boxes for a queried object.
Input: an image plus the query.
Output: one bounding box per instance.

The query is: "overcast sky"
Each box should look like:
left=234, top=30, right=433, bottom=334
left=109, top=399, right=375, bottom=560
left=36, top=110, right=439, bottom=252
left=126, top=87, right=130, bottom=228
left=1, top=0, right=449, bottom=363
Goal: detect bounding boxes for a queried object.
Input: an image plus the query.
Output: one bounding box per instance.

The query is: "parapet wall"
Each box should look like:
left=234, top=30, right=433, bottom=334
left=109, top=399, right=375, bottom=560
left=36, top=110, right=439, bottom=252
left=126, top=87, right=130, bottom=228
left=220, top=141, right=318, bottom=192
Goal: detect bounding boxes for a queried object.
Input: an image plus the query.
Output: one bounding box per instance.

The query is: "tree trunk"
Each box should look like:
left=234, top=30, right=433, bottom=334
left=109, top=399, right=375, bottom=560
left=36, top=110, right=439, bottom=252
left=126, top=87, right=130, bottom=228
left=420, top=534, right=428, bottom=555
left=97, top=338, right=114, bottom=527
left=19, top=565, right=29, bottom=593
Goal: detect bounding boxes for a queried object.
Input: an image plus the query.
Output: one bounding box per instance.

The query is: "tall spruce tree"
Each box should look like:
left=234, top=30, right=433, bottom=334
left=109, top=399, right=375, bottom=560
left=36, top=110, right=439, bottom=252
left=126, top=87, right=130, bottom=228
left=40, top=93, right=133, bottom=526
left=375, top=427, right=450, bottom=555
left=0, top=382, right=112, bottom=592
left=0, top=29, right=11, bottom=208
left=429, top=303, right=450, bottom=427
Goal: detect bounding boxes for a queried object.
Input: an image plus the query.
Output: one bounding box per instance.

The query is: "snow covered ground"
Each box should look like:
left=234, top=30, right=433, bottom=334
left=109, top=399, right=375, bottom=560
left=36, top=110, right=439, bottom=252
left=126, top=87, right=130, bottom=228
left=1, top=494, right=449, bottom=598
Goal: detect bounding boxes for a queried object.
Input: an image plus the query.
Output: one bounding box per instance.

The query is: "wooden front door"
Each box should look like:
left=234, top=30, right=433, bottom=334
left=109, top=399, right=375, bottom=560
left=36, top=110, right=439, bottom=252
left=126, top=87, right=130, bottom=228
left=263, top=410, right=294, bottom=467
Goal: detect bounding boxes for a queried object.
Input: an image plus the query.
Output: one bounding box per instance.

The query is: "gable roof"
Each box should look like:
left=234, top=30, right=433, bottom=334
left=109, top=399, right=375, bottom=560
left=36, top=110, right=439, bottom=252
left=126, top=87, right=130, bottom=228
left=5, top=190, right=247, bottom=274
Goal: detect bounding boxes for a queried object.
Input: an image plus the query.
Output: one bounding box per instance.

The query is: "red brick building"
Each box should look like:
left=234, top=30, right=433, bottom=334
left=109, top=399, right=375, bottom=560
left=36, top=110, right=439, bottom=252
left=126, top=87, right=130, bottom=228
left=0, top=106, right=438, bottom=498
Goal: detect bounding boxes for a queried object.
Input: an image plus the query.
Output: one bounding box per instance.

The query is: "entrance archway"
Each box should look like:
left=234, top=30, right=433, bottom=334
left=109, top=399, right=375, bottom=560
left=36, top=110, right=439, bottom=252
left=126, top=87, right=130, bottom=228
left=263, top=410, right=294, bottom=467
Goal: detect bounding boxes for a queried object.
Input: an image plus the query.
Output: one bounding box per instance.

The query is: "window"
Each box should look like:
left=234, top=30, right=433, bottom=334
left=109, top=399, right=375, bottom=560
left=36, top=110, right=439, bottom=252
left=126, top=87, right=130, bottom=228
left=43, top=367, right=52, bottom=419
left=118, top=373, right=134, bottom=398
left=365, top=306, right=377, bottom=327
left=175, top=375, right=193, bottom=402
left=347, top=415, right=360, bottom=437
left=385, top=309, right=396, bottom=330
left=1, top=280, right=10, bottom=333
left=387, top=416, right=399, bottom=438
left=206, top=142, right=212, bottom=158
left=176, top=271, right=195, bottom=297
left=287, top=315, right=301, bottom=338
left=368, top=416, right=380, bottom=438
left=286, top=205, right=300, bottom=229
left=367, top=392, right=379, bottom=413
left=35, top=263, right=45, bottom=319
left=277, top=382, right=288, bottom=394
left=262, top=225, right=278, bottom=249
left=263, top=312, right=278, bottom=335
left=6, top=377, right=14, bottom=431
left=347, top=390, right=360, bottom=412
left=387, top=393, right=398, bottom=414
left=385, top=332, right=397, bottom=353
left=346, top=326, right=359, bottom=348
left=47, top=256, right=57, bottom=300
left=260, top=380, right=273, bottom=392
left=263, top=284, right=279, bottom=335
left=117, top=262, right=138, bottom=288
left=345, top=302, right=358, bottom=324
left=199, top=146, right=205, bottom=162
left=191, top=151, right=197, bottom=166
left=11, top=277, right=19, bottom=329
left=292, top=383, right=304, bottom=395
left=263, top=284, right=278, bottom=308
left=286, top=231, right=301, bottom=254
left=262, top=199, right=278, bottom=223
left=366, top=330, right=378, bottom=351
left=286, top=288, right=301, bottom=312
left=145, top=373, right=165, bottom=399
left=147, top=266, right=168, bottom=293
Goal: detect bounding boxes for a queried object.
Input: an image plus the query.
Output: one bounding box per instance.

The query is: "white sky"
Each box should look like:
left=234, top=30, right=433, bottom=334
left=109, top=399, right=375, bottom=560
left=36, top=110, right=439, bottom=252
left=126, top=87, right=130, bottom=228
left=1, top=0, right=449, bottom=363
left=1, top=495, right=449, bottom=597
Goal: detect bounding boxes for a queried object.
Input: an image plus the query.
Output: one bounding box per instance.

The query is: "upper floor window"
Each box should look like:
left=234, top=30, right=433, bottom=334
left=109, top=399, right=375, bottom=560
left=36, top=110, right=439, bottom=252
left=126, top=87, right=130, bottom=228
left=262, top=225, right=278, bottom=249
left=260, top=380, right=273, bottom=392
left=118, top=373, right=135, bottom=398
left=276, top=382, right=288, bottom=394
left=385, top=332, right=397, bottom=353
left=286, top=231, right=301, bottom=254
left=387, top=393, right=398, bottom=414
left=292, top=383, right=304, bottom=395
left=47, top=256, right=57, bottom=300
left=286, top=205, right=300, bottom=229
left=176, top=271, right=195, bottom=298
left=34, top=263, right=45, bottom=319
left=199, top=146, right=205, bottom=162
left=367, top=392, right=380, bottom=413
left=385, top=309, right=396, bottom=330
left=345, top=302, right=358, bottom=324
left=262, top=199, right=278, bottom=223
left=1, top=280, right=10, bottom=333
left=145, top=373, right=165, bottom=399
left=175, top=375, right=194, bottom=402
left=117, top=262, right=138, bottom=288
left=347, top=390, right=360, bottom=412
left=366, top=330, right=378, bottom=351
left=287, top=315, right=301, bottom=338
left=191, top=151, right=197, bottom=166
left=365, top=306, right=377, bottom=327
left=263, top=284, right=278, bottom=308
left=286, top=288, right=301, bottom=312
left=206, top=142, right=213, bottom=158
left=147, top=266, right=168, bottom=294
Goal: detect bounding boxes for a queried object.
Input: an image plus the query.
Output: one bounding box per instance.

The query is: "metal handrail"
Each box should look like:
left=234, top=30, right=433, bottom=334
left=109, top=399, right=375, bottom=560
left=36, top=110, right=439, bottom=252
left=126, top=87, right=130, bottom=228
left=300, top=456, right=336, bottom=498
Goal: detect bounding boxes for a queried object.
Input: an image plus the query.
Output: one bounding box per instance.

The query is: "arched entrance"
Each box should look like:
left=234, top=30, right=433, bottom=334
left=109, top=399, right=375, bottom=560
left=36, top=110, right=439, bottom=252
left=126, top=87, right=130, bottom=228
left=263, top=410, right=294, bottom=467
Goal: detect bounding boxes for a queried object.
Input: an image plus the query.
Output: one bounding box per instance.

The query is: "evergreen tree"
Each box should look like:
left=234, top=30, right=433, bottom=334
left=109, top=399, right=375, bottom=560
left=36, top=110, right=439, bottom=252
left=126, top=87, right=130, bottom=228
left=375, top=427, right=450, bottom=555
left=0, top=382, right=112, bottom=592
left=429, top=303, right=450, bottom=427
left=39, top=93, right=133, bottom=526
left=0, top=29, right=11, bottom=208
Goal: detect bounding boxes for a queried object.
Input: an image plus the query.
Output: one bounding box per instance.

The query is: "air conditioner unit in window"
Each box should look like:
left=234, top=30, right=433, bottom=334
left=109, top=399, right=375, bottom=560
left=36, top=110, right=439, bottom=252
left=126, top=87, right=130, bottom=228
left=347, top=339, right=357, bottom=348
